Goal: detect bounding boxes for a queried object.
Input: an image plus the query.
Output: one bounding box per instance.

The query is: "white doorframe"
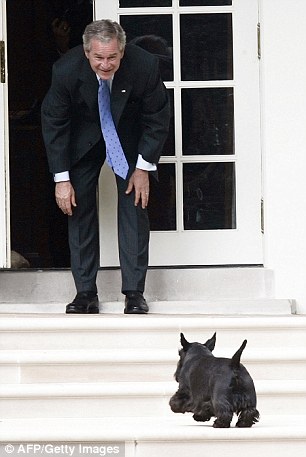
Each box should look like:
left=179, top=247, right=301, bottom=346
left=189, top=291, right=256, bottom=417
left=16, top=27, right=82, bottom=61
left=0, top=0, right=10, bottom=268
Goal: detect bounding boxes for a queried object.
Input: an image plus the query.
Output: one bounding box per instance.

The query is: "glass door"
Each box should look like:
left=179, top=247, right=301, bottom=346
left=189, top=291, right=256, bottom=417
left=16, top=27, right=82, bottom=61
left=0, top=0, right=9, bottom=267
left=3, top=0, right=93, bottom=268
left=97, top=0, right=263, bottom=266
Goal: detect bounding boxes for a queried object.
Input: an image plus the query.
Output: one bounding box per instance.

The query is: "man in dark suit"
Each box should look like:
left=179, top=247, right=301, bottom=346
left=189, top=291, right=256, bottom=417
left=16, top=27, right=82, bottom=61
left=41, top=19, right=170, bottom=314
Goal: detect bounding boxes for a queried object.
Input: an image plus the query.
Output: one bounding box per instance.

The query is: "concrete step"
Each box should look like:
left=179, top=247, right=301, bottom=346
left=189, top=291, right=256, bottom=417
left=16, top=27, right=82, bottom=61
left=0, top=315, right=305, bottom=350
left=0, top=415, right=305, bottom=457
left=0, top=267, right=274, bottom=303
left=0, top=298, right=295, bottom=314
left=1, top=380, right=305, bottom=419
left=1, top=347, right=305, bottom=383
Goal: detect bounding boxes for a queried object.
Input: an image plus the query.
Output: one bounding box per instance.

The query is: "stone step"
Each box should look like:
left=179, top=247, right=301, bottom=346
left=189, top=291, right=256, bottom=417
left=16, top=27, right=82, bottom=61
left=1, top=380, right=305, bottom=419
left=1, top=347, right=305, bottom=383
left=0, top=315, right=305, bottom=350
left=0, top=299, right=295, bottom=315
left=0, top=267, right=274, bottom=303
left=0, top=415, right=305, bottom=457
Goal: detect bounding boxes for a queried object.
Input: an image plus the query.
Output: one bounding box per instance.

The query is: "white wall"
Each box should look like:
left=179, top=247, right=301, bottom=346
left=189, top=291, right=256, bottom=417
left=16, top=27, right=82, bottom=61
left=261, top=0, right=306, bottom=313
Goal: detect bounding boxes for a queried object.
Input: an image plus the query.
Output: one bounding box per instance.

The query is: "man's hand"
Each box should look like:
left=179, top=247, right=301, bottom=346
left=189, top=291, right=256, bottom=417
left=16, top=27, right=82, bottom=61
left=55, top=181, right=77, bottom=216
left=125, top=168, right=150, bottom=209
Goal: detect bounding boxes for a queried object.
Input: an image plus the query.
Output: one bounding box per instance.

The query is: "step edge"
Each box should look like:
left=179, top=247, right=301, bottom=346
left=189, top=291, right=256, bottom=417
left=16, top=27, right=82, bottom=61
left=1, top=348, right=306, bottom=364
left=1, top=380, right=306, bottom=397
left=0, top=416, right=305, bottom=442
left=0, top=315, right=305, bottom=331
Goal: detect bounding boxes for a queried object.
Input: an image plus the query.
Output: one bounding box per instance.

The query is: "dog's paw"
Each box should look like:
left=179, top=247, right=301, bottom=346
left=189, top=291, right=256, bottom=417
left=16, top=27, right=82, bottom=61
left=193, top=414, right=211, bottom=422
left=213, top=418, right=231, bottom=428
left=235, top=421, right=253, bottom=428
left=236, top=408, right=260, bottom=427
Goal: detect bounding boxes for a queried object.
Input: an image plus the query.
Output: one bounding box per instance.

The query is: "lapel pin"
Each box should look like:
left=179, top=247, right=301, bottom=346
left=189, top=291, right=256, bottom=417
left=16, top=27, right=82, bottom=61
left=121, top=89, right=126, bottom=93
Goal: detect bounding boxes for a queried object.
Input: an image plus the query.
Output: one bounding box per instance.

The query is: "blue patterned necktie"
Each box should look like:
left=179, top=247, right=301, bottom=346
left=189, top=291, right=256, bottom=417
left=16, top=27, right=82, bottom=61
left=98, top=79, right=129, bottom=179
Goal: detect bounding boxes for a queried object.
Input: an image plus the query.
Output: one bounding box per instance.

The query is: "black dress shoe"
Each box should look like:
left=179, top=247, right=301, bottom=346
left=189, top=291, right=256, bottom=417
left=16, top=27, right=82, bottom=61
left=124, top=292, right=149, bottom=314
left=66, top=292, right=99, bottom=314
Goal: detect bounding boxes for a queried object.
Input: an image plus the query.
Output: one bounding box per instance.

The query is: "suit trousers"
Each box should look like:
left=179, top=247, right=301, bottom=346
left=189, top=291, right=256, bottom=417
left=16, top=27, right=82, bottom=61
left=68, top=142, right=150, bottom=295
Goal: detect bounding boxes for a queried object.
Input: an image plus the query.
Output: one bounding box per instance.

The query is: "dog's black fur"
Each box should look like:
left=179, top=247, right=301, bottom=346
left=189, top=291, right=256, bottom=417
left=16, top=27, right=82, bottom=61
left=169, top=333, right=260, bottom=428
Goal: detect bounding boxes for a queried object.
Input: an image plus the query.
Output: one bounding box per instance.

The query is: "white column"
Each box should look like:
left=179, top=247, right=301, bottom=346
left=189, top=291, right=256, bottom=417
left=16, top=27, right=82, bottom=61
left=261, top=0, right=306, bottom=312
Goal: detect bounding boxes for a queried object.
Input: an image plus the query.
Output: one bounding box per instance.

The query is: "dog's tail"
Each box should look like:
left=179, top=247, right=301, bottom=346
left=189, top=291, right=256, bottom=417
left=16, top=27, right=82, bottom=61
left=231, top=340, right=247, bottom=369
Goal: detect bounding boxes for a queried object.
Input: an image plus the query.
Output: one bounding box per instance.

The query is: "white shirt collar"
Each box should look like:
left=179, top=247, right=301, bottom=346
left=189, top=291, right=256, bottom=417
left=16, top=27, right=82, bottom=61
left=96, top=74, right=113, bottom=90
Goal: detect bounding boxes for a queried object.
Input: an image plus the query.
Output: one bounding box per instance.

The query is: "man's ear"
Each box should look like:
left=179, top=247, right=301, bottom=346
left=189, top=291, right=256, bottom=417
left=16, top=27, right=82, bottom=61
left=83, top=45, right=89, bottom=59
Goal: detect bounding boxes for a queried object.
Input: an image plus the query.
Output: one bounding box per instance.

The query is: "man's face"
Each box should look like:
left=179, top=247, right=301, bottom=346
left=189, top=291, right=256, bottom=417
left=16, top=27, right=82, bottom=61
left=84, top=38, right=124, bottom=80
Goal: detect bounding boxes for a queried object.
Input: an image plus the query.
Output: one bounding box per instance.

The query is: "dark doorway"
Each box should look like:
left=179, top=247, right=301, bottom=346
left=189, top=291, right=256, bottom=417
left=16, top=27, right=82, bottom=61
left=7, top=0, right=93, bottom=267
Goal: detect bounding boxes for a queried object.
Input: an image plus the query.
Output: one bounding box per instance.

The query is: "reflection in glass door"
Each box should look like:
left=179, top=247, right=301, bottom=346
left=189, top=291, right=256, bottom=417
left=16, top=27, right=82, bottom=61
left=97, top=0, right=262, bottom=266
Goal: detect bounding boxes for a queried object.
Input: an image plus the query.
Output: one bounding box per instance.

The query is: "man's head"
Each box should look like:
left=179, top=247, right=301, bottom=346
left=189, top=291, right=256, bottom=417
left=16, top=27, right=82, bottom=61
left=83, top=19, right=126, bottom=80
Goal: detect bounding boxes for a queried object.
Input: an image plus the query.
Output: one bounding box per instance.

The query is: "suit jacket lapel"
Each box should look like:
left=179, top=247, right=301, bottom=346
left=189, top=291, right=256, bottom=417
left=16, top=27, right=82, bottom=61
left=79, top=56, right=99, bottom=116
left=111, top=60, right=133, bottom=128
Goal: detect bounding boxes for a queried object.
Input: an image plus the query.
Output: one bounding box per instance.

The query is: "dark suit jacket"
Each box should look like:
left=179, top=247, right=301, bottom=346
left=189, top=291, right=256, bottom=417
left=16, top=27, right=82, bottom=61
left=41, top=43, right=170, bottom=174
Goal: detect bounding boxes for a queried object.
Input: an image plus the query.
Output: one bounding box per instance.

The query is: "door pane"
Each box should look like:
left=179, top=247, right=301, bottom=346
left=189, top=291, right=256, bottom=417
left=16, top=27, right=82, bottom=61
left=182, top=88, right=234, bottom=155
left=148, top=164, right=176, bottom=231
left=180, top=14, right=233, bottom=81
left=120, top=15, right=173, bottom=80
left=120, top=0, right=172, bottom=6
left=180, top=1, right=232, bottom=5
left=183, top=162, right=236, bottom=230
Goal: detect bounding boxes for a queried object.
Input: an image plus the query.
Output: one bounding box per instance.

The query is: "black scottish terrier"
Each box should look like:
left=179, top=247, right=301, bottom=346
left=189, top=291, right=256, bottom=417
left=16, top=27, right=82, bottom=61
left=169, top=332, right=260, bottom=428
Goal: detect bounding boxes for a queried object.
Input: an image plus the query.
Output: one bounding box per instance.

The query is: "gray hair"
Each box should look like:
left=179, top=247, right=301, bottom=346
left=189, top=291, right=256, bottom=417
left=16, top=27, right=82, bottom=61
left=83, top=20, right=126, bottom=52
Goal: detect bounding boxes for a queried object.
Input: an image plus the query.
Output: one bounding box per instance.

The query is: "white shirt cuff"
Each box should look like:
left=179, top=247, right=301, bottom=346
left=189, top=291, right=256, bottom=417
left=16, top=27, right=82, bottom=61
left=136, top=155, right=157, bottom=171
left=54, top=171, right=70, bottom=182
left=53, top=155, right=156, bottom=181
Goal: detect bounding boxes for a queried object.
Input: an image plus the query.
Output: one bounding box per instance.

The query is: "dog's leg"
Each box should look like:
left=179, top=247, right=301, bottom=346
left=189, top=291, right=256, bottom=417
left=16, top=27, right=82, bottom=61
left=236, top=408, right=260, bottom=427
left=212, top=398, right=233, bottom=428
left=169, top=389, right=193, bottom=414
left=233, top=391, right=260, bottom=427
left=192, top=402, right=213, bottom=422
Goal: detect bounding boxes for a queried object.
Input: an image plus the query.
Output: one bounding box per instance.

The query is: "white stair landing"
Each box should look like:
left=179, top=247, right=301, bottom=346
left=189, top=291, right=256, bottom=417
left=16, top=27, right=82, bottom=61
left=0, top=416, right=305, bottom=457
left=0, top=267, right=274, bottom=303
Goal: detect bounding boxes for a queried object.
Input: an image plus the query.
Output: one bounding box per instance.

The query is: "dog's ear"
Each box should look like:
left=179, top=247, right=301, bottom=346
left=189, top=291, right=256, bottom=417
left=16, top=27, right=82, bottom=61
left=204, top=332, right=216, bottom=352
left=180, top=333, right=191, bottom=351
